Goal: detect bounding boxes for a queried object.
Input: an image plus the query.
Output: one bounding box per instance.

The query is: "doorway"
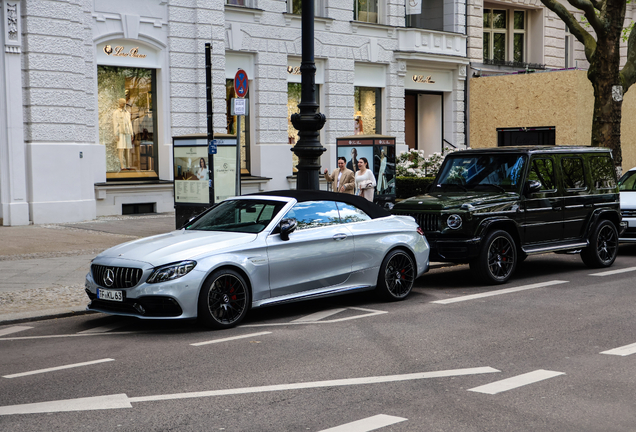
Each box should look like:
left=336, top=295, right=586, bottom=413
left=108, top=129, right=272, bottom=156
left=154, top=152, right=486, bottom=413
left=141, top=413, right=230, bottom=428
left=405, top=92, right=443, bottom=155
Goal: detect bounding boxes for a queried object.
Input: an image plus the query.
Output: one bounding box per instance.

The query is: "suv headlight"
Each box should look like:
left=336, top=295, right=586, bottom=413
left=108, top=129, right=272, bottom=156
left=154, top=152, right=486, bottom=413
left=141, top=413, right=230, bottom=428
left=447, top=214, right=462, bottom=229
left=147, top=261, right=197, bottom=284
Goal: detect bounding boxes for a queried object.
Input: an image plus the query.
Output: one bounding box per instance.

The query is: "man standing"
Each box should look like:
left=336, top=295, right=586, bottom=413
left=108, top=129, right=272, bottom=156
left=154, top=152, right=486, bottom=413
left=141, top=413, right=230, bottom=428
left=324, top=157, right=355, bottom=194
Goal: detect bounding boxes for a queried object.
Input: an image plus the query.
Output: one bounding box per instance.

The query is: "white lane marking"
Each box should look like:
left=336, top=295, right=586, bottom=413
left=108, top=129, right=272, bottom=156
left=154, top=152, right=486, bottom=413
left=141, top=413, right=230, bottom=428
left=431, top=280, right=569, bottom=305
left=467, top=369, right=565, bottom=395
left=0, top=367, right=499, bottom=415
left=129, top=367, right=500, bottom=403
left=0, top=394, right=131, bottom=415
left=0, top=326, right=33, bottom=337
left=601, top=342, right=636, bottom=356
left=244, top=307, right=387, bottom=327
left=590, top=266, right=636, bottom=277
left=78, top=323, right=125, bottom=334
left=190, top=331, right=272, bottom=346
left=0, top=332, right=139, bottom=341
left=318, top=414, right=407, bottom=432
left=292, top=308, right=346, bottom=323
left=3, top=359, right=115, bottom=379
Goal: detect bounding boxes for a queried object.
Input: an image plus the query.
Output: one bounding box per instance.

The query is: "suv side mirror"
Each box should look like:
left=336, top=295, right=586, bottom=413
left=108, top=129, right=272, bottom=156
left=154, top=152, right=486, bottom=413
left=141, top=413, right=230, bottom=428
left=525, top=180, right=542, bottom=195
left=279, top=218, right=298, bottom=241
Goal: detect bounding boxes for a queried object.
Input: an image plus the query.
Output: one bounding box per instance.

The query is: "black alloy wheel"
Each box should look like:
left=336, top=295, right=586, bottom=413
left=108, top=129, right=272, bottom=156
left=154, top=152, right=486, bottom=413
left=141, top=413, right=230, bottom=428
left=198, top=269, right=250, bottom=329
left=377, top=250, right=416, bottom=300
left=471, top=229, right=517, bottom=284
left=581, top=220, right=618, bottom=268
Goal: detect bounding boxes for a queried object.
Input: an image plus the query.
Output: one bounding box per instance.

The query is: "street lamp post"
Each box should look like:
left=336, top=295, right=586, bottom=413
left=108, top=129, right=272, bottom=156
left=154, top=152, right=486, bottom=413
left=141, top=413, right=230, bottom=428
left=290, top=0, right=326, bottom=190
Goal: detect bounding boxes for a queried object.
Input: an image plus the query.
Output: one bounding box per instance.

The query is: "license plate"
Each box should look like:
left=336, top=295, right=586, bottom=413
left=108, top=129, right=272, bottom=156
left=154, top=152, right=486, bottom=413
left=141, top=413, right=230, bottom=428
left=97, top=289, right=123, bottom=302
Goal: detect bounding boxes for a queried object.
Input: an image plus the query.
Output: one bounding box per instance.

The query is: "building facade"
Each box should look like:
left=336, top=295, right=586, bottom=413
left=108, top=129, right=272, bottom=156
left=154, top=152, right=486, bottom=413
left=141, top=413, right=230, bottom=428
left=0, top=0, right=469, bottom=226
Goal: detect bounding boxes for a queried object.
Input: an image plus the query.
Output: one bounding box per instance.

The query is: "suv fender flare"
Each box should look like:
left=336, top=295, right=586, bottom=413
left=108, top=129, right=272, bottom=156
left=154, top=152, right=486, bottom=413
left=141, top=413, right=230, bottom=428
left=584, top=208, right=621, bottom=238
left=475, top=217, right=522, bottom=247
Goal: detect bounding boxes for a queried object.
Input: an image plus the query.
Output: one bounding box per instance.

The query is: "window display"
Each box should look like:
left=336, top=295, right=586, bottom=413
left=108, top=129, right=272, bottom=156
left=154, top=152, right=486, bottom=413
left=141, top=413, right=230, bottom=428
left=354, top=87, right=381, bottom=135
left=98, top=66, right=157, bottom=179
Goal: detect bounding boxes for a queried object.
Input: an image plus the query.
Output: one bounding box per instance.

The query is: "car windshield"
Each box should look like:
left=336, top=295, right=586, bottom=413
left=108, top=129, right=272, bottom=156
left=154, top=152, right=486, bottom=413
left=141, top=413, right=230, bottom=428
left=186, top=199, right=285, bottom=233
left=435, top=154, right=527, bottom=193
left=619, top=170, right=636, bottom=191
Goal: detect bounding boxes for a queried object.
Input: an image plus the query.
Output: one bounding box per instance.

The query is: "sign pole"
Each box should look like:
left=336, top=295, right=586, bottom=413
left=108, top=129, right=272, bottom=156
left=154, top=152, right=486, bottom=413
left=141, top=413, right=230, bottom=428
left=236, top=115, right=242, bottom=196
left=233, top=69, right=249, bottom=197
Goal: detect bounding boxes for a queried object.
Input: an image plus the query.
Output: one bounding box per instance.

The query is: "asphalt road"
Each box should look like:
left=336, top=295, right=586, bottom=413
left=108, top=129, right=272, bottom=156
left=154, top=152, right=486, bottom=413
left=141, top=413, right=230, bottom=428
left=1, top=248, right=636, bottom=431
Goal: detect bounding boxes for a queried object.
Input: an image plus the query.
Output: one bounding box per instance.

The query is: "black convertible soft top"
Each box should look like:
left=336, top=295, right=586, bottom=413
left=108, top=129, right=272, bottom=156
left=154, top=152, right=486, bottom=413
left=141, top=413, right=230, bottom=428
left=250, top=189, right=390, bottom=219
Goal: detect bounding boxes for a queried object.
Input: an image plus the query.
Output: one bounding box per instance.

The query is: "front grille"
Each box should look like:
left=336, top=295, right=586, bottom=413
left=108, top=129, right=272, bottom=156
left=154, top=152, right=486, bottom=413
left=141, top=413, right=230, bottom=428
left=394, top=212, right=440, bottom=232
left=621, top=210, right=636, bottom=217
left=91, top=264, right=143, bottom=289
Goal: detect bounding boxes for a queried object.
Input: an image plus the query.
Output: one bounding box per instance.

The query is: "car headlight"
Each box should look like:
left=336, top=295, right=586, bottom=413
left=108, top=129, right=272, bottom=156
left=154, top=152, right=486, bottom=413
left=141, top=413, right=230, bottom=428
left=147, top=261, right=197, bottom=284
left=447, top=214, right=462, bottom=229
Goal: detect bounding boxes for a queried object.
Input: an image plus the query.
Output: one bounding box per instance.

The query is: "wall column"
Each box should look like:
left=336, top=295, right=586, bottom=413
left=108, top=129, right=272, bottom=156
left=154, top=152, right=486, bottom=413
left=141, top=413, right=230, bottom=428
left=0, top=1, right=29, bottom=225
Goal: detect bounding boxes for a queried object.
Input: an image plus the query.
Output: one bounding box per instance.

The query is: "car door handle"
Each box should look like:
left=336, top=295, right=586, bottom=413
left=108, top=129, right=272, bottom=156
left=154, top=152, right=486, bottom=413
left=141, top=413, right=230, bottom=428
left=333, top=234, right=348, bottom=241
left=553, top=207, right=562, bottom=211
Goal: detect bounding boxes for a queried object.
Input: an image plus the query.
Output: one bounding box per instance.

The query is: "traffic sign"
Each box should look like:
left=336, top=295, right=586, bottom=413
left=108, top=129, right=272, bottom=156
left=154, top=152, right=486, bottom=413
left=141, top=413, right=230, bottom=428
left=234, top=69, right=248, bottom=98
left=208, top=140, right=217, bottom=154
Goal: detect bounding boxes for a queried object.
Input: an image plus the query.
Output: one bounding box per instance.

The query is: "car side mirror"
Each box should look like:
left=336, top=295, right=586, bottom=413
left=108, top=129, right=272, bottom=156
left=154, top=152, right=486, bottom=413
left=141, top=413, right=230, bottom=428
left=279, top=218, right=298, bottom=241
left=526, top=180, right=542, bottom=195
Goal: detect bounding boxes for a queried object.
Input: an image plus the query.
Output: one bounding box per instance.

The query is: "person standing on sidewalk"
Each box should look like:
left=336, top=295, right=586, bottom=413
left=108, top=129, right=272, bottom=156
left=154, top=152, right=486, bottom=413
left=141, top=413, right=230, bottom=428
left=355, top=157, right=376, bottom=201
left=324, top=157, right=355, bottom=194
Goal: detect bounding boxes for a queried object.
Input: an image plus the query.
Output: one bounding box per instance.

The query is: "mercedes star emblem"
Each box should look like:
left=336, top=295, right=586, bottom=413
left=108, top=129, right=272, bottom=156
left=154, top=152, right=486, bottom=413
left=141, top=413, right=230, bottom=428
left=104, top=269, right=115, bottom=287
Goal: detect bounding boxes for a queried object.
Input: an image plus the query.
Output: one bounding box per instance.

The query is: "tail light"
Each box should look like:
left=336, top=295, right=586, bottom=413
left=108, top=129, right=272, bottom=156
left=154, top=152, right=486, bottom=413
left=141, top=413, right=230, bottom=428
left=417, top=227, right=425, bottom=236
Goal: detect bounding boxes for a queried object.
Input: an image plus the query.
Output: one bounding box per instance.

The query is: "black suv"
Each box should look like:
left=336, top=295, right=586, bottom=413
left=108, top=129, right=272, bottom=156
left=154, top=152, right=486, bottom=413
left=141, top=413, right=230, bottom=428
left=392, top=146, right=622, bottom=284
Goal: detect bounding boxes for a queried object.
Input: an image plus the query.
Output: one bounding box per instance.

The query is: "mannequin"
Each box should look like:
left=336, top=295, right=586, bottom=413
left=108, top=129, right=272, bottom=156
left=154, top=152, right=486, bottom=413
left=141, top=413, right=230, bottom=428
left=113, top=98, right=133, bottom=169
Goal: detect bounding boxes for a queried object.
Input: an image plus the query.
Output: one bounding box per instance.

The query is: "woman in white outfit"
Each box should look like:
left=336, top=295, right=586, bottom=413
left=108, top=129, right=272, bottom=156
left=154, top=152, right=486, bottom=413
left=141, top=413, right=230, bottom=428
left=355, top=157, right=376, bottom=202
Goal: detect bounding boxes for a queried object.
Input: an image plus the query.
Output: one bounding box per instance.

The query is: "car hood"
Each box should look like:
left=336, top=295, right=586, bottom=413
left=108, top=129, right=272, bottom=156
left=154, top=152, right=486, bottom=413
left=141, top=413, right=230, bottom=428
left=395, top=191, right=519, bottom=211
left=96, top=230, right=258, bottom=266
left=620, top=191, right=636, bottom=209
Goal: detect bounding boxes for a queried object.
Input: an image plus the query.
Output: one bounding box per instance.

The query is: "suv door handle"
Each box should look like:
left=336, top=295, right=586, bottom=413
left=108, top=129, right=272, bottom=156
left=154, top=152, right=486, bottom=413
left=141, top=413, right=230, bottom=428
left=553, top=207, right=562, bottom=211
left=333, top=234, right=348, bottom=241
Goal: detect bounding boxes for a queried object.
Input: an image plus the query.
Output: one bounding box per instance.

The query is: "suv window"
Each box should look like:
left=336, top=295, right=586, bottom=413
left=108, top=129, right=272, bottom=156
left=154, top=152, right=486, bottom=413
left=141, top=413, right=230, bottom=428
left=528, top=157, right=556, bottom=191
left=561, top=157, right=586, bottom=189
left=434, top=154, right=526, bottom=192
left=285, top=201, right=340, bottom=230
left=590, top=156, right=617, bottom=189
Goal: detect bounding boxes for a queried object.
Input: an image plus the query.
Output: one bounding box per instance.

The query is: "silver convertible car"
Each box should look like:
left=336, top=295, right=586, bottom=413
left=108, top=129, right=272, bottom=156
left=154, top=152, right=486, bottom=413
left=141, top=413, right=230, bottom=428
left=85, top=190, right=430, bottom=329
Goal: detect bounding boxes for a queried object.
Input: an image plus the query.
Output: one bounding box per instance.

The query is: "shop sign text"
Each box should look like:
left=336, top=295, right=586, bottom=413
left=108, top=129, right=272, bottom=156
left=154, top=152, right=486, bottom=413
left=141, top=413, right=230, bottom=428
left=412, top=75, right=435, bottom=84
left=103, top=45, right=147, bottom=59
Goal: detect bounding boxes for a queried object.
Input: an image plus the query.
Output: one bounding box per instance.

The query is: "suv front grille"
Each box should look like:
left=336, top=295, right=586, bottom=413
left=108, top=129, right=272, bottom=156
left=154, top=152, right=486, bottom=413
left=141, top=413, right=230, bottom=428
left=91, top=264, right=143, bottom=289
left=621, top=210, right=636, bottom=217
left=394, top=212, right=440, bottom=232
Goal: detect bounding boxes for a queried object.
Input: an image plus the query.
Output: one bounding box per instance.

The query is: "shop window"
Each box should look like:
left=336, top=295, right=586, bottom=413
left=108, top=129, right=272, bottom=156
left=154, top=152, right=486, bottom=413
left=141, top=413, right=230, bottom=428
left=483, top=8, right=526, bottom=65
left=226, top=79, right=251, bottom=174
left=97, top=66, right=158, bottom=180
left=287, top=0, right=324, bottom=16
left=354, top=0, right=378, bottom=23
left=354, top=87, right=381, bottom=135
left=288, top=82, right=321, bottom=173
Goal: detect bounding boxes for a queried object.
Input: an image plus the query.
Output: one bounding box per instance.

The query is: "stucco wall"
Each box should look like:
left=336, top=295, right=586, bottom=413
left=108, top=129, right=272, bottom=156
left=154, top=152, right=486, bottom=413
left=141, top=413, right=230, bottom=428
left=469, top=69, right=636, bottom=171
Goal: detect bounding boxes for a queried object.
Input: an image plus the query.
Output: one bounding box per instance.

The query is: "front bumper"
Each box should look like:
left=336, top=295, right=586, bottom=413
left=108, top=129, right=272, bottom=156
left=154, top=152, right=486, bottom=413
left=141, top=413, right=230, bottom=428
left=619, top=217, right=636, bottom=242
left=85, top=268, right=206, bottom=320
left=427, top=236, right=481, bottom=263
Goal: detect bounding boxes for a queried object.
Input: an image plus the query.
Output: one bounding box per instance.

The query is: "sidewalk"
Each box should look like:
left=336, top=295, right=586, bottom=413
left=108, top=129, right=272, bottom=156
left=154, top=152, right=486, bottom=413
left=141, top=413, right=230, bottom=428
left=0, top=214, right=177, bottom=324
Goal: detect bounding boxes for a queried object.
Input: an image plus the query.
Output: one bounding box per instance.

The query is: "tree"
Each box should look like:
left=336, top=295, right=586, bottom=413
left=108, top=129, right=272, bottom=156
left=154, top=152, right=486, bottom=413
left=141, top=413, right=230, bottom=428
left=539, top=0, right=636, bottom=167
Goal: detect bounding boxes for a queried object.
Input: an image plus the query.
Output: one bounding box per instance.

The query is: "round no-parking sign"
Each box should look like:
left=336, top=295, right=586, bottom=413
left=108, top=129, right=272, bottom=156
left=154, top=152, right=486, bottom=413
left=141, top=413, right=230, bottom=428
left=234, top=69, right=248, bottom=98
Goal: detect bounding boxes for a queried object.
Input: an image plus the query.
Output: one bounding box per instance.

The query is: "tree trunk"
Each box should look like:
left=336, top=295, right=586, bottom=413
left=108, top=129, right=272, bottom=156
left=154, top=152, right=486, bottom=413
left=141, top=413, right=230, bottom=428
left=587, top=0, right=625, bottom=167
